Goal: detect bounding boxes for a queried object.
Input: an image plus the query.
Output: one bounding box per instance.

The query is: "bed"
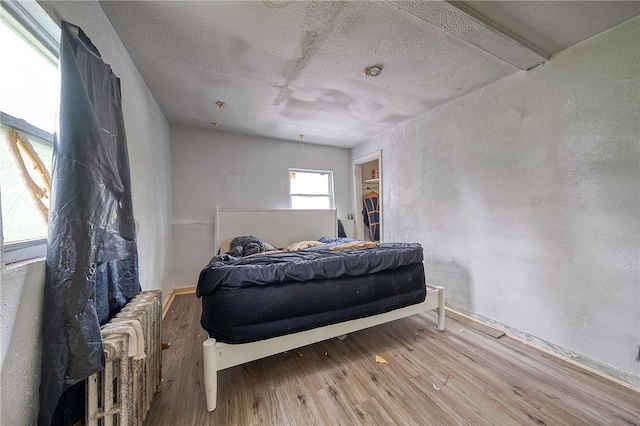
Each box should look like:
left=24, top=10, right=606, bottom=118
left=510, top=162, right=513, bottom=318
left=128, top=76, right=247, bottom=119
left=198, top=208, right=445, bottom=411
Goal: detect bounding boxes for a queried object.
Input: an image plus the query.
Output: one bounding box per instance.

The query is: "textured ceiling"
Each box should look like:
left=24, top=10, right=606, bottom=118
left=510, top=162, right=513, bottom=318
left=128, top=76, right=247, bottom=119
left=99, top=1, right=640, bottom=148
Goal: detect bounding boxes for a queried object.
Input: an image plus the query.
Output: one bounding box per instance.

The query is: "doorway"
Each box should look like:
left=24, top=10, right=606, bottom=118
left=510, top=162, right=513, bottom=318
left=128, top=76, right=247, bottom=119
left=353, top=151, right=382, bottom=242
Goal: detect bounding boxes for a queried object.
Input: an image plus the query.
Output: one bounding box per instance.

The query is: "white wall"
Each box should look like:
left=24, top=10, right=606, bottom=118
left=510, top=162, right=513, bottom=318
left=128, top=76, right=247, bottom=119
left=0, top=1, right=173, bottom=424
left=354, top=17, right=639, bottom=385
left=171, top=126, right=351, bottom=288
left=0, top=218, right=46, bottom=425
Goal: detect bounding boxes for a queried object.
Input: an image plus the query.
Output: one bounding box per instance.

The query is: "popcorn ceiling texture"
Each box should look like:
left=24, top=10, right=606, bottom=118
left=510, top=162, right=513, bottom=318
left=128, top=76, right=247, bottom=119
left=98, top=1, right=638, bottom=147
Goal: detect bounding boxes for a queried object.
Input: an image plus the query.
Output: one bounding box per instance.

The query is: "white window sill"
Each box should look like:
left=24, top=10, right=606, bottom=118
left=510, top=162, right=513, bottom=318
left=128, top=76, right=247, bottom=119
left=3, top=239, right=46, bottom=266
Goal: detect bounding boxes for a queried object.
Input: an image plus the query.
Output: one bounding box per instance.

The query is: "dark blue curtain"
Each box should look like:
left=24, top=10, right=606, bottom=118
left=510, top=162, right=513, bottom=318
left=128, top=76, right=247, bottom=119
left=38, top=22, right=140, bottom=426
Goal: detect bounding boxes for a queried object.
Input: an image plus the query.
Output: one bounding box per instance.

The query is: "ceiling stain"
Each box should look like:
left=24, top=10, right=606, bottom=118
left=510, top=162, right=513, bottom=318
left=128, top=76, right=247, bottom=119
left=262, top=1, right=294, bottom=10
left=281, top=89, right=357, bottom=118
left=273, top=30, right=322, bottom=106
left=98, top=1, right=639, bottom=147
left=273, top=2, right=346, bottom=107
left=380, top=113, right=412, bottom=126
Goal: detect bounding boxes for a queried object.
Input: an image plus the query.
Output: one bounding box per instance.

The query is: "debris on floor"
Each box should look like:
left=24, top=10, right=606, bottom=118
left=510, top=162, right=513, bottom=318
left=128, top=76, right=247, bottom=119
left=433, top=374, right=450, bottom=391
left=375, top=355, right=388, bottom=364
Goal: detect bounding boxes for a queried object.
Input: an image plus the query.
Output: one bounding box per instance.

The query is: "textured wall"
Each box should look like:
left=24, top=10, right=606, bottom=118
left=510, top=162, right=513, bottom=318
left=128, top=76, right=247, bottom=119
left=1, top=211, right=46, bottom=423
left=353, top=17, right=639, bottom=384
left=0, top=1, right=173, bottom=424
left=0, top=259, right=45, bottom=425
left=171, top=126, right=351, bottom=288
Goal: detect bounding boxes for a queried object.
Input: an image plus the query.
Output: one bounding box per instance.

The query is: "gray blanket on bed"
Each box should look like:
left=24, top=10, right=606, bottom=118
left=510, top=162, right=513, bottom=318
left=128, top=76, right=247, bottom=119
left=227, top=235, right=265, bottom=257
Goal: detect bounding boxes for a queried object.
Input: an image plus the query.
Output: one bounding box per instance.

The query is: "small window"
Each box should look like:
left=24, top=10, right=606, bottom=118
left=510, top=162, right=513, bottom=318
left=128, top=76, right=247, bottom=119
left=0, top=2, right=59, bottom=134
left=1, top=1, right=59, bottom=262
left=289, top=169, right=334, bottom=210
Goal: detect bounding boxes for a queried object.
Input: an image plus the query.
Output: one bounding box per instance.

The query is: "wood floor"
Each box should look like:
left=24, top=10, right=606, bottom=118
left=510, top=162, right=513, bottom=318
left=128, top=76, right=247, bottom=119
left=145, top=294, right=640, bottom=425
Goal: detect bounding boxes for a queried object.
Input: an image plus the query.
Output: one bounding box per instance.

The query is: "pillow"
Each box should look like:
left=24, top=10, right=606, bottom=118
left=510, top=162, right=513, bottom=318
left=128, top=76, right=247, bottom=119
left=283, top=240, right=324, bottom=252
left=263, top=241, right=278, bottom=251
left=218, top=237, right=234, bottom=255
left=218, top=236, right=278, bottom=254
left=226, top=235, right=265, bottom=257
left=318, top=236, right=356, bottom=244
left=329, top=241, right=378, bottom=251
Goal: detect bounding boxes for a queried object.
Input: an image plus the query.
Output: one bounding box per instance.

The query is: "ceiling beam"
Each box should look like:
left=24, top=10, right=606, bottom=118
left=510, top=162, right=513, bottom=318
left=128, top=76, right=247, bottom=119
left=389, top=0, right=549, bottom=70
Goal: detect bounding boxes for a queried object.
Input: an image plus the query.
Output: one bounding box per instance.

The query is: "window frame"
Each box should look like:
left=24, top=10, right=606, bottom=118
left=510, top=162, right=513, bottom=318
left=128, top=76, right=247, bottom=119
left=1, top=0, right=59, bottom=264
left=288, top=168, right=335, bottom=210
left=2, top=0, right=60, bottom=60
left=1, top=111, right=54, bottom=264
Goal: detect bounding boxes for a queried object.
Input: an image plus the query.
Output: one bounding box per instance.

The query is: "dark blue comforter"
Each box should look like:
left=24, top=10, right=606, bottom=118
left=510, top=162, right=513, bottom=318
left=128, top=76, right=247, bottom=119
left=196, top=242, right=423, bottom=296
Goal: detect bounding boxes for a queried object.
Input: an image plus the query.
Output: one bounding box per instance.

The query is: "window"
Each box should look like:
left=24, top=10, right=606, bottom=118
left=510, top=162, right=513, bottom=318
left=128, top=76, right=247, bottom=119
left=1, top=1, right=59, bottom=262
left=289, top=169, right=334, bottom=209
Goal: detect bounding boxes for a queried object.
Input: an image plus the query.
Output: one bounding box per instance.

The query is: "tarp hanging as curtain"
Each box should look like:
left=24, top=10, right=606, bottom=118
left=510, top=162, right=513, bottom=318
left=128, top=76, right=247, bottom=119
left=39, top=21, right=140, bottom=426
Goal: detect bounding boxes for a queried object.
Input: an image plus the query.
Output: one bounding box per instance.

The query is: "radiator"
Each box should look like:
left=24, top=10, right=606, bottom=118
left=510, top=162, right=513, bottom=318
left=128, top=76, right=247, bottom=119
left=86, top=290, right=162, bottom=426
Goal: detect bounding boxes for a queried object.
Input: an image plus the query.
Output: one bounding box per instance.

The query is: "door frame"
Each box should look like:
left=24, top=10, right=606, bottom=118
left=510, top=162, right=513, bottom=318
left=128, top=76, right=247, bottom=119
left=352, top=150, right=382, bottom=241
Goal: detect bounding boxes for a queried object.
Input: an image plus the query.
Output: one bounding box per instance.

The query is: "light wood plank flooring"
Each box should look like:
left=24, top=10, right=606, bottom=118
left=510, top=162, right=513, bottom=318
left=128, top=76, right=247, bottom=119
left=145, top=294, right=639, bottom=425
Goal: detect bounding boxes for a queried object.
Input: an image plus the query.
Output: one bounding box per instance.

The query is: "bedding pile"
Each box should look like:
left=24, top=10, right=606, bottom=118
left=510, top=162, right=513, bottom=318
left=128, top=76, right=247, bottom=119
left=197, top=237, right=427, bottom=343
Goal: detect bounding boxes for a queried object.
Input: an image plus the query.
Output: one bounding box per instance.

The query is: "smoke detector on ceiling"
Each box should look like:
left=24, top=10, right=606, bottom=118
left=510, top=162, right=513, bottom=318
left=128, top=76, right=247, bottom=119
left=363, top=65, right=383, bottom=77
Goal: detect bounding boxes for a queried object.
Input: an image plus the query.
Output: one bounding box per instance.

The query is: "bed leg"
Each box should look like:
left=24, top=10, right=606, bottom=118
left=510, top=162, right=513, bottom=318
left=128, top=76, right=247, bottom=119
left=203, top=338, right=218, bottom=411
left=437, top=286, right=445, bottom=331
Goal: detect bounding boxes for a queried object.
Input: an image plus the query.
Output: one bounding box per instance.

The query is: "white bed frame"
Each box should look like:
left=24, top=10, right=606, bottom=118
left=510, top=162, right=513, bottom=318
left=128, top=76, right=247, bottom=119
left=203, top=208, right=445, bottom=411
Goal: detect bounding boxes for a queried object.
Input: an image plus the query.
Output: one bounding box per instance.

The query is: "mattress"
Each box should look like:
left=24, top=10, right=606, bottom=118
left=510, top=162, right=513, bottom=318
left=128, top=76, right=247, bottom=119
left=197, top=243, right=426, bottom=343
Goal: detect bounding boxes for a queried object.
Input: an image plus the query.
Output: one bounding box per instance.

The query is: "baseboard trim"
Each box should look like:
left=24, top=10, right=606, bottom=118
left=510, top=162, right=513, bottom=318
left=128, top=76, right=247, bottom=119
left=506, top=328, right=640, bottom=393
left=445, top=308, right=505, bottom=338
left=445, top=306, right=640, bottom=392
left=162, top=292, right=175, bottom=319
left=162, top=286, right=197, bottom=319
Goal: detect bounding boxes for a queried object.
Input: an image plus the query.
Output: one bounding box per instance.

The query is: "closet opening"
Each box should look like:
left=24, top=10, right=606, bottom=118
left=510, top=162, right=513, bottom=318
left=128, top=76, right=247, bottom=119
left=353, top=151, right=382, bottom=242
